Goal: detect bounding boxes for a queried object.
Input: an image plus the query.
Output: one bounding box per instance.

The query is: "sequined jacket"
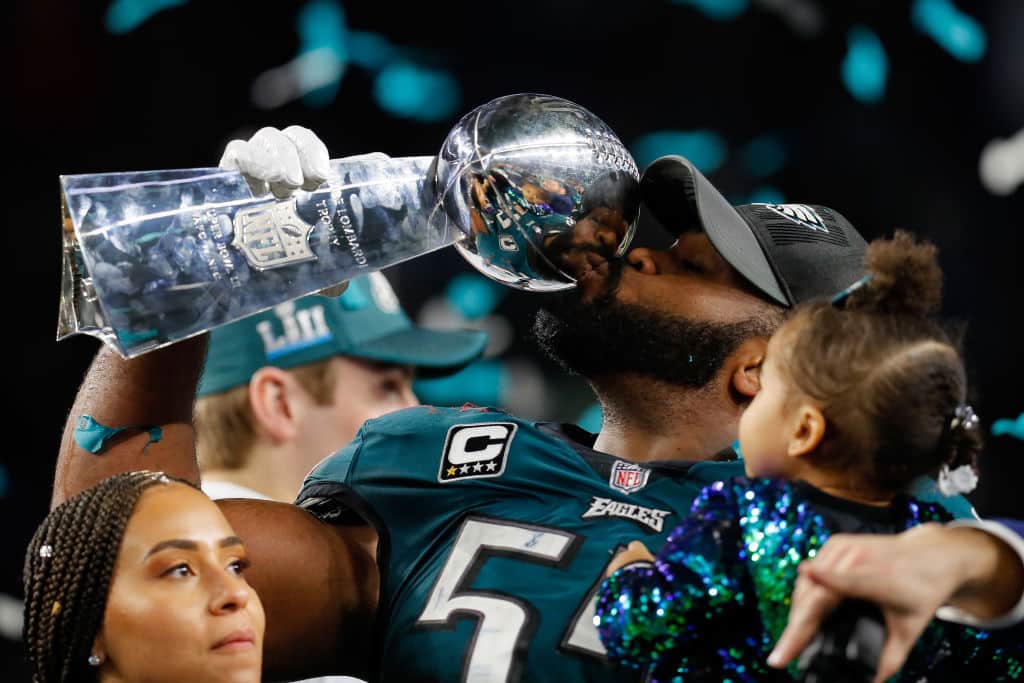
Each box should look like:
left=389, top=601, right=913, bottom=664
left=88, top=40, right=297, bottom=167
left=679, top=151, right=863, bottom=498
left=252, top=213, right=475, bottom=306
left=596, top=477, right=1024, bottom=682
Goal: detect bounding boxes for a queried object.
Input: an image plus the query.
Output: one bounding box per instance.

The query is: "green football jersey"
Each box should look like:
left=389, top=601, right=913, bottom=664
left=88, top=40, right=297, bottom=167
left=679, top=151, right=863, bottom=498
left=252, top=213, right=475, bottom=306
left=297, top=405, right=972, bottom=682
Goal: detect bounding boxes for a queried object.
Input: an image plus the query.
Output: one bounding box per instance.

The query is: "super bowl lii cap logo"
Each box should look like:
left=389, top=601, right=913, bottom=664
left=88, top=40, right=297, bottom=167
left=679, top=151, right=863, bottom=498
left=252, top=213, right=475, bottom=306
left=257, top=301, right=333, bottom=359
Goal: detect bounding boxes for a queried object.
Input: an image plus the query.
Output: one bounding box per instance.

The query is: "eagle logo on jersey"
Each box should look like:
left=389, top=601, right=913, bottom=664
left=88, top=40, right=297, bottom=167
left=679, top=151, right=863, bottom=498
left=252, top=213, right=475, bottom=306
left=763, top=203, right=829, bottom=233
left=581, top=496, right=672, bottom=533
left=438, top=423, right=517, bottom=483
left=609, top=461, right=650, bottom=494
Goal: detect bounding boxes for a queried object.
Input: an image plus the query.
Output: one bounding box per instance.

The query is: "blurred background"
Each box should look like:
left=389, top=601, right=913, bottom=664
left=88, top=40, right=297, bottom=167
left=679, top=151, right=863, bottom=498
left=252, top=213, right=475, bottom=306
left=6, top=0, right=1023, bottom=677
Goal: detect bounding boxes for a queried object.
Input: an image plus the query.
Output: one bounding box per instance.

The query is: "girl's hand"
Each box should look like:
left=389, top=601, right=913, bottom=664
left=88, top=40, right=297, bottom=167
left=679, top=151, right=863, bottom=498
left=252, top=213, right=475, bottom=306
left=605, top=540, right=655, bottom=577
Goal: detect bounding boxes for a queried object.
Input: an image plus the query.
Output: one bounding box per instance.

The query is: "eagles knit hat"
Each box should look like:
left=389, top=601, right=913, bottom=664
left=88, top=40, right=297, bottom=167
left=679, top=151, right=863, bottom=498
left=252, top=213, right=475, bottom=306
left=197, top=273, right=487, bottom=396
left=640, top=155, right=868, bottom=306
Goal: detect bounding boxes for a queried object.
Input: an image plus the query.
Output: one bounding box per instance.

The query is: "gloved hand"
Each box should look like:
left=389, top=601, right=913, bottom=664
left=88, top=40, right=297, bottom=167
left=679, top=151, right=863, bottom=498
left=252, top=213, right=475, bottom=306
left=219, top=125, right=331, bottom=198
left=219, top=126, right=398, bottom=298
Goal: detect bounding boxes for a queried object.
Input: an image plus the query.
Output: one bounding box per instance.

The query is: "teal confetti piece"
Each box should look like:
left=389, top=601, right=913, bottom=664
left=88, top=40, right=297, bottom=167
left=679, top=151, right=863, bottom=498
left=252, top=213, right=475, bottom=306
left=576, top=403, right=604, bottom=433
left=842, top=26, right=888, bottom=104
left=992, top=413, right=1024, bottom=441
left=74, top=415, right=163, bottom=455
left=631, top=130, right=726, bottom=174
left=912, top=0, right=987, bottom=63
left=142, top=426, right=163, bottom=452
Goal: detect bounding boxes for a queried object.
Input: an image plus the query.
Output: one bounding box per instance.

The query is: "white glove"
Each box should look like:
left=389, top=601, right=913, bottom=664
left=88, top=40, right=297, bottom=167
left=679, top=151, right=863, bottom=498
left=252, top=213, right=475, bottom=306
left=219, top=125, right=331, bottom=198
left=219, top=127, right=393, bottom=299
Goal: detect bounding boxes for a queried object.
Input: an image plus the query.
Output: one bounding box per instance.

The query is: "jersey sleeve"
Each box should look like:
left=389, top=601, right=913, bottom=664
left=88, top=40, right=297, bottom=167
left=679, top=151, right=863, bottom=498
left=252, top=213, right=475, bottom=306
left=295, top=425, right=369, bottom=525
left=595, top=480, right=749, bottom=668
left=938, top=519, right=1024, bottom=629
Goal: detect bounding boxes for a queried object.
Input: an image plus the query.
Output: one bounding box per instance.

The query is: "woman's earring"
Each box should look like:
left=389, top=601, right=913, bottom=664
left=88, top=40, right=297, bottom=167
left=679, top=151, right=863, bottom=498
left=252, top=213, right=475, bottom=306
left=88, top=654, right=102, bottom=667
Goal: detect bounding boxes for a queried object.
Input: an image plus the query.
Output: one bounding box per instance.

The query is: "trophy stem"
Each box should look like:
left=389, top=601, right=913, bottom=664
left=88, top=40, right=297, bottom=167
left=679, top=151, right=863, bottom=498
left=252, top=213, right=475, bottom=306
left=58, top=155, right=451, bottom=358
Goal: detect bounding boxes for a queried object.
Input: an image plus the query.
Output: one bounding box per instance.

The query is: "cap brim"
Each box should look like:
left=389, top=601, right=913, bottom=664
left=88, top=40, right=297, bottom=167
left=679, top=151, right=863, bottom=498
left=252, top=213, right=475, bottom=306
left=347, top=327, right=488, bottom=376
left=641, top=155, right=790, bottom=306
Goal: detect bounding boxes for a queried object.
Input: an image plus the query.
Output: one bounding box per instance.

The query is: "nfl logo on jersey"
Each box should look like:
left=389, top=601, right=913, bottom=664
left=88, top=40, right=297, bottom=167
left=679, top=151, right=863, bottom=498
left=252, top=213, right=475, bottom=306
left=609, top=461, right=650, bottom=494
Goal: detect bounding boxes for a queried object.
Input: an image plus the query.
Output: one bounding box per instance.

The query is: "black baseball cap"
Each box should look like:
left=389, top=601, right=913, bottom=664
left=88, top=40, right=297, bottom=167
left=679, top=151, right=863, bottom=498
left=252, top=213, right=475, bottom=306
left=640, top=155, right=868, bottom=307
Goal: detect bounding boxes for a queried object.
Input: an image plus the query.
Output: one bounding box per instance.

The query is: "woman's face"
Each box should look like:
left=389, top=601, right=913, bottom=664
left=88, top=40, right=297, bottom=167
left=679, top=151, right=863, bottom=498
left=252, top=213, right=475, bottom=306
left=96, top=483, right=265, bottom=683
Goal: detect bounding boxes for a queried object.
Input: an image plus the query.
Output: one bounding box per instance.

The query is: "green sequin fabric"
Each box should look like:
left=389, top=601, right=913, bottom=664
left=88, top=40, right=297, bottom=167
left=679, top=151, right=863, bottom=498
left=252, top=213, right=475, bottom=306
left=596, top=477, right=1024, bottom=681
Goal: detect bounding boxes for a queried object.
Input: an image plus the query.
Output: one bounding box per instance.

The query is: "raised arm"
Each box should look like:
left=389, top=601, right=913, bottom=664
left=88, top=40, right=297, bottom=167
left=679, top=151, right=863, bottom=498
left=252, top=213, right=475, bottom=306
left=53, top=125, right=334, bottom=507
left=53, top=336, right=207, bottom=506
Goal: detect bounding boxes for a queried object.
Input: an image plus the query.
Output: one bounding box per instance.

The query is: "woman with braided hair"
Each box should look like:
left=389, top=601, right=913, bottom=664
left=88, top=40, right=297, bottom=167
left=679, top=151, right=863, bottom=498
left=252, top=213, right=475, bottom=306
left=23, top=471, right=264, bottom=683
left=595, top=231, right=1023, bottom=681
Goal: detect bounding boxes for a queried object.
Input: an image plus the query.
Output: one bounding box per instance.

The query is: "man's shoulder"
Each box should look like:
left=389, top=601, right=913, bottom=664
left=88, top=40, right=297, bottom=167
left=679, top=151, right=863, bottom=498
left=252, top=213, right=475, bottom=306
left=353, top=404, right=551, bottom=460
left=362, top=403, right=537, bottom=437
left=303, top=405, right=554, bottom=489
left=683, top=457, right=746, bottom=484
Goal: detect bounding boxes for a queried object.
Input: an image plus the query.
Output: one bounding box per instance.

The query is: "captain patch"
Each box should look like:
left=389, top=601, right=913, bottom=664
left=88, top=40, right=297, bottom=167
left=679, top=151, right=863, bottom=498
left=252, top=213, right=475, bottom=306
left=582, top=496, right=672, bottom=533
left=438, top=422, right=517, bottom=483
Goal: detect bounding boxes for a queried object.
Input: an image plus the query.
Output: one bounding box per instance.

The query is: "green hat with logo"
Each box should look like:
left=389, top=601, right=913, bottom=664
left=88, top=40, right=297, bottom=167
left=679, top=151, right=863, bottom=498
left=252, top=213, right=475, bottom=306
left=197, top=273, right=488, bottom=397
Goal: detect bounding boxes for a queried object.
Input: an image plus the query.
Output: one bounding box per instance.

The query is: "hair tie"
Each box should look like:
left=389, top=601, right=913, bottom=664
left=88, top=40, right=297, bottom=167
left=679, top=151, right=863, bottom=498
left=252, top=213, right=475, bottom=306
left=938, top=464, right=979, bottom=496
left=949, top=403, right=979, bottom=433
left=937, top=403, right=981, bottom=496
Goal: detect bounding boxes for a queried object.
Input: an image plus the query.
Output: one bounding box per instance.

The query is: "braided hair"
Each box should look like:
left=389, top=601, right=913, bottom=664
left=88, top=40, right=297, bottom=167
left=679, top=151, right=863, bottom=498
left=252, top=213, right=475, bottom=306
left=22, top=471, right=184, bottom=683
left=778, top=230, right=982, bottom=495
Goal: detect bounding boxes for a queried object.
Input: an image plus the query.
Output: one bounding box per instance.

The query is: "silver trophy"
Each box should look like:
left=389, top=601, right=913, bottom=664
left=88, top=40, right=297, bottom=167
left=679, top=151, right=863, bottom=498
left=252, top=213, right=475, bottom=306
left=58, top=93, right=640, bottom=357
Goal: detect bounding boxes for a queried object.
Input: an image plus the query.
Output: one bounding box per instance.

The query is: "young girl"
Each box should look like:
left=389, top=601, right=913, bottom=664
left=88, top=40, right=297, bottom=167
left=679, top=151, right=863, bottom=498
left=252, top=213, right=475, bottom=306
left=594, top=231, right=1022, bottom=681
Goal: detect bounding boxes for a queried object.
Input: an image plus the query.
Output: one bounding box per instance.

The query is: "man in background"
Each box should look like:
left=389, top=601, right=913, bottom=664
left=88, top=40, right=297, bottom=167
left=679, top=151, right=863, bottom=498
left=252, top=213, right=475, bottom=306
left=196, top=272, right=487, bottom=502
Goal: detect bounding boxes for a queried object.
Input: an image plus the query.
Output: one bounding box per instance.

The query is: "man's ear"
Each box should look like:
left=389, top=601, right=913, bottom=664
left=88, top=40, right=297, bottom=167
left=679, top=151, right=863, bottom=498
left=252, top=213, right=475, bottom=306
left=729, top=337, right=767, bottom=402
left=625, top=247, right=659, bottom=275
left=788, top=403, right=826, bottom=458
left=248, top=367, right=300, bottom=443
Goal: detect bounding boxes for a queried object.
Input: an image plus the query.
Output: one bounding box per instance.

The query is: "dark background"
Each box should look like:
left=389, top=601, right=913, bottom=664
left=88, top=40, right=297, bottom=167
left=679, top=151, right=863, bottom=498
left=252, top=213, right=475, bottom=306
left=5, top=0, right=1022, bottom=677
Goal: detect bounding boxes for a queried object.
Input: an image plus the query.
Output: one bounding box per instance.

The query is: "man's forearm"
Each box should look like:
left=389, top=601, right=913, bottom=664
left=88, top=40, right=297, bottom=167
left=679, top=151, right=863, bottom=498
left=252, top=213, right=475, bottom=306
left=939, top=523, right=1024, bottom=627
left=53, top=336, right=208, bottom=507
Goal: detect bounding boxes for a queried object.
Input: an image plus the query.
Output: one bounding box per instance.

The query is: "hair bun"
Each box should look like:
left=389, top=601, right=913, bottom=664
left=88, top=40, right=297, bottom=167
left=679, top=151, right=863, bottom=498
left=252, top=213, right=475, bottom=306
left=844, top=230, right=943, bottom=316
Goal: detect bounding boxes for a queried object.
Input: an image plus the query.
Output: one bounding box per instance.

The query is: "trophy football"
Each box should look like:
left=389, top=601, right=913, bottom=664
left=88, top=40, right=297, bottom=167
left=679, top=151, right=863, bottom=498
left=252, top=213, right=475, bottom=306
left=58, top=93, right=640, bottom=357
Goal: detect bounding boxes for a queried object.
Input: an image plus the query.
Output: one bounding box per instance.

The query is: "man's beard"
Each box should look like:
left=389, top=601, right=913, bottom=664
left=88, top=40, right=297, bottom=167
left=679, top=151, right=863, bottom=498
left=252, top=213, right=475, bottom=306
left=532, top=260, right=773, bottom=388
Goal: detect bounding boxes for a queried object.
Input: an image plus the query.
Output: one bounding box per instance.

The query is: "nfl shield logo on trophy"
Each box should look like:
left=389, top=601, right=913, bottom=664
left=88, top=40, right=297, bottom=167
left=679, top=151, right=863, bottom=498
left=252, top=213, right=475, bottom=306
left=609, top=460, right=650, bottom=495
left=232, top=200, right=318, bottom=270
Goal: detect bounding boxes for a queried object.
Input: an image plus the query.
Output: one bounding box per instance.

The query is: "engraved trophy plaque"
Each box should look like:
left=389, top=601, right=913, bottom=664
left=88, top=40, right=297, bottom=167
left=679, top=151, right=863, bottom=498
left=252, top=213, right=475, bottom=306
left=58, top=93, right=640, bottom=357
